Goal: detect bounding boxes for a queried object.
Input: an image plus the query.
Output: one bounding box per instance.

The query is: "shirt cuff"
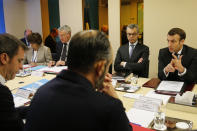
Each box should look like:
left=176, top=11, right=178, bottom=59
left=163, top=68, right=169, bottom=77
left=178, top=68, right=187, bottom=76
left=123, top=62, right=127, bottom=68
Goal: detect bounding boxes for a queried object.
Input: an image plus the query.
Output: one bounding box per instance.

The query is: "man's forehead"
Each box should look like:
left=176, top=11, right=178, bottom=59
left=167, top=34, right=180, bottom=40
left=127, top=28, right=137, bottom=32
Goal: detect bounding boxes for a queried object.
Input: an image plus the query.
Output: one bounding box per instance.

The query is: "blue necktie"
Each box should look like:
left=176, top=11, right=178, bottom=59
left=129, top=44, right=135, bottom=58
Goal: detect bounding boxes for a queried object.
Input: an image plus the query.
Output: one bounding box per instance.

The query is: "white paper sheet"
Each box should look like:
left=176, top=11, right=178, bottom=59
left=13, top=96, right=30, bottom=107
left=127, top=108, right=155, bottom=128
left=123, top=93, right=143, bottom=99
left=37, top=66, right=67, bottom=73
left=157, top=81, right=184, bottom=92
left=145, top=90, right=171, bottom=105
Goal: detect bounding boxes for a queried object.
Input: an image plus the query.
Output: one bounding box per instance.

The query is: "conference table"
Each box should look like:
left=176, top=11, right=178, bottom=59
left=6, top=73, right=197, bottom=130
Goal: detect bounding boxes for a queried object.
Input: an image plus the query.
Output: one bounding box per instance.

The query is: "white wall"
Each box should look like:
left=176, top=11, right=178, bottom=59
left=3, top=0, right=27, bottom=38
left=144, top=0, right=197, bottom=78
left=59, top=0, right=83, bottom=36
left=108, top=0, right=120, bottom=70
left=3, top=0, right=42, bottom=38
left=26, top=0, right=42, bottom=36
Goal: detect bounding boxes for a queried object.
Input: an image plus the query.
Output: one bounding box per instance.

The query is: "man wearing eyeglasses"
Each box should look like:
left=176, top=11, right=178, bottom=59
left=158, top=28, right=197, bottom=84
left=48, top=25, right=71, bottom=67
left=114, top=24, right=149, bottom=77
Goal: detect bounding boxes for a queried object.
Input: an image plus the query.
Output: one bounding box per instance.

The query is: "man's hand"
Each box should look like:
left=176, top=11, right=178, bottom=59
left=120, top=61, right=126, bottom=67
left=164, top=61, right=176, bottom=74
left=137, top=58, right=143, bottom=63
left=55, top=60, right=66, bottom=66
left=30, top=62, right=37, bottom=67
left=100, top=73, right=119, bottom=99
left=48, top=61, right=55, bottom=67
left=171, top=54, right=184, bottom=73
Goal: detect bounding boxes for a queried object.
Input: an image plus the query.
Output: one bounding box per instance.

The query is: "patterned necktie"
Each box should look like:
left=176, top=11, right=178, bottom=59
left=60, top=43, right=67, bottom=61
left=129, top=44, right=135, bottom=58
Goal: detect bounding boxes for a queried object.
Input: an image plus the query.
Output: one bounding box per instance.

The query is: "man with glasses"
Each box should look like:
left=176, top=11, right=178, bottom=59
left=48, top=25, right=71, bottom=66
left=114, top=24, right=149, bottom=77
left=158, top=28, right=197, bottom=84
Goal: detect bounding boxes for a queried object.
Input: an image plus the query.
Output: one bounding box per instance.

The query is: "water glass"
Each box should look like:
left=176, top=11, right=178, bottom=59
left=131, top=74, right=138, bottom=85
left=153, top=111, right=166, bottom=130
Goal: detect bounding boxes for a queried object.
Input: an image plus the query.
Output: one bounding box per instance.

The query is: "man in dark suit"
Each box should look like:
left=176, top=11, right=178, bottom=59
left=0, top=33, right=28, bottom=130
left=158, top=28, right=197, bottom=84
left=20, top=29, right=32, bottom=47
left=24, top=30, right=132, bottom=131
left=48, top=25, right=71, bottom=66
left=114, top=24, right=149, bottom=77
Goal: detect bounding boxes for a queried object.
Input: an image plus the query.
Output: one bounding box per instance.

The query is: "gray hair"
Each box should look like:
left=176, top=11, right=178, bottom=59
left=127, top=24, right=139, bottom=33
left=58, top=25, right=71, bottom=34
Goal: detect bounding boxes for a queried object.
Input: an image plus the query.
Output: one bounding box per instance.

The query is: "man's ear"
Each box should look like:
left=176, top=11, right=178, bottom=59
left=180, top=39, right=185, bottom=45
left=0, top=53, right=9, bottom=65
left=94, top=60, right=107, bottom=77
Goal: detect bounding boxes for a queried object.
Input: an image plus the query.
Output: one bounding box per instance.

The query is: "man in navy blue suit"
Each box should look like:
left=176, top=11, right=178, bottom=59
left=48, top=25, right=71, bottom=66
left=158, top=28, right=197, bottom=84
left=20, top=29, right=32, bottom=47
left=25, top=30, right=132, bottom=131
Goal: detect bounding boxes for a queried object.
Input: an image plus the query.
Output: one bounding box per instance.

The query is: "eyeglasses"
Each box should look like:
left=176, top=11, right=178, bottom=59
left=127, top=33, right=138, bottom=36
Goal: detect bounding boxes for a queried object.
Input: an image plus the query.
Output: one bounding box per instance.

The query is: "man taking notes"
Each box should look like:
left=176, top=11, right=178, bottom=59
left=0, top=33, right=28, bottom=130
left=24, top=30, right=132, bottom=131
left=158, top=28, right=197, bottom=84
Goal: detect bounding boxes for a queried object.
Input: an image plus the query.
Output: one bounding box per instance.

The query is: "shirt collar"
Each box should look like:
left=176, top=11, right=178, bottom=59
left=177, top=46, right=183, bottom=55
left=129, top=40, right=138, bottom=46
left=0, top=74, right=6, bottom=85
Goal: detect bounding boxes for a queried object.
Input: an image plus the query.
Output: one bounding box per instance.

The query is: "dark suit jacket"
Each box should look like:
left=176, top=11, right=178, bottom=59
left=20, top=37, right=28, bottom=46
left=54, top=41, right=68, bottom=61
left=0, top=84, right=28, bottom=131
left=114, top=42, right=149, bottom=77
left=24, top=70, right=132, bottom=131
left=158, top=45, right=197, bottom=84
left=44, top=35, right=57, bottom=53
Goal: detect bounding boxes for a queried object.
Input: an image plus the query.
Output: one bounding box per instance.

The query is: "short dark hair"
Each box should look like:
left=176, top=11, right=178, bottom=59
left=67, top=30, right=112, bottom=73
left=50, top=28, right=57, bottom=34
left=168, top=28, right=186, bottom=40
left=0, top=33, right=27, bottom=59
left=27, top=32, right=42, bottom=45
left=127, top=24, right=139, bottom=33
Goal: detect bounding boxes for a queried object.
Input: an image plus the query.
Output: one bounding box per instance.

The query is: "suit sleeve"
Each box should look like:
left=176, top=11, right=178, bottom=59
left=158, top=49, right=168, bottom=80
left=179, top=51, right=197, bottom=83
left=124, top=46, right=149, bottom=72
left=108, top=99, right=132, bottom=131
left=114, top=48, right=125, bottom=72
left=0, top=87, right=24, bottom=131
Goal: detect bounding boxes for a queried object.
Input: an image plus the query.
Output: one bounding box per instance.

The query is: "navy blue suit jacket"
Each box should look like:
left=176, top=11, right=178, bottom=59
left=158, top=45, right=197, bottom=84
left=24, top=70, right=132, bottom=131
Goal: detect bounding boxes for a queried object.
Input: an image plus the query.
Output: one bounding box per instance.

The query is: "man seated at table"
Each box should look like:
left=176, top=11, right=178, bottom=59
left=24, top=30, right=132, bottom=131
left=48, top=25, right=71, bottom=66
left=0, top=33, right=28, bottom=130
left=114, top=24, right=149, bottom=77
left=158, top=28, right=197, bottom=84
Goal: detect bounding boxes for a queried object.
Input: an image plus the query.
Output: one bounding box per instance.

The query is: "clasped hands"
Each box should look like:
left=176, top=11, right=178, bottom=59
left=165, top=54, right=185, bottom=74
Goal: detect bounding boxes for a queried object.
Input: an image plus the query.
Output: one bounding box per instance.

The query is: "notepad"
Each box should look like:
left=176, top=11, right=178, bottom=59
left=157, top=81, right=184, bottom=92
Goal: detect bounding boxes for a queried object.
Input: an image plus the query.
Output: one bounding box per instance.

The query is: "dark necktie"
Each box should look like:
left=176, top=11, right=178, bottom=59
left=60, top=43, right=67, bottom=61
left=129, top=44, right=135, bottom=58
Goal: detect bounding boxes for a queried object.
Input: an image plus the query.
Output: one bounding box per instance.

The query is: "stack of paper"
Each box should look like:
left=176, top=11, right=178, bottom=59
left=13, top=79, right=49, bottom=107
left=37, top=66, right=67, bottom=74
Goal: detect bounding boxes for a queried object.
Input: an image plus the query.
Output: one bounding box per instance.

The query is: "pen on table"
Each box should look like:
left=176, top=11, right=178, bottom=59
left=131, top=122, right=142, bottom=126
